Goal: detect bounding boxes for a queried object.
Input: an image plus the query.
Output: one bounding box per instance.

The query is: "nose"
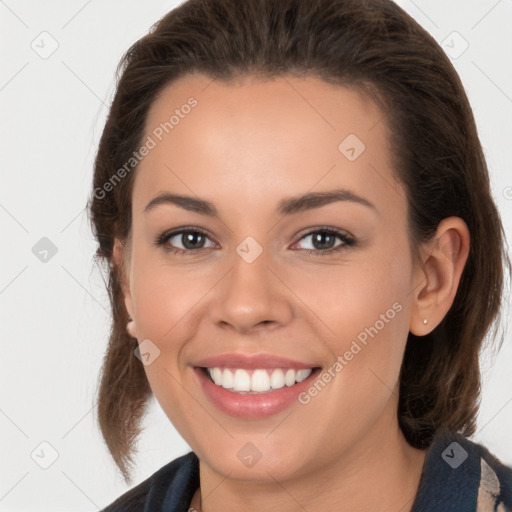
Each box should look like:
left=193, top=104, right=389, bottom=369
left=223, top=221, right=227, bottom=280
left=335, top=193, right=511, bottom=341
left=209, top=246, right=294, bottom=335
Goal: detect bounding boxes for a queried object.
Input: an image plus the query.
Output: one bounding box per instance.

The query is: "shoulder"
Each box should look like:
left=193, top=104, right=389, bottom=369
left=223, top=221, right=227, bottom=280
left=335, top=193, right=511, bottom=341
left=100, top=451, right=200, bottom=512
left=467, top=435, right=512, bottom=511
left=412, top=428, right=512, bottom=512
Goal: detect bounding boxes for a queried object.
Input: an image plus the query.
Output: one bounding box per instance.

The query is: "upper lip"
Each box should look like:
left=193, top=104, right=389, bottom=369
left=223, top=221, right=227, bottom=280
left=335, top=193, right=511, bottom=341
left=194, top=353, right=319, bottom=370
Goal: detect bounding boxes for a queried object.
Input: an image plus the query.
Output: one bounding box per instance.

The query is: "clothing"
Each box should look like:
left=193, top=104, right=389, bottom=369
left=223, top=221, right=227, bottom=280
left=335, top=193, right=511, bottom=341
left=101, top=429, right=512, bottom=511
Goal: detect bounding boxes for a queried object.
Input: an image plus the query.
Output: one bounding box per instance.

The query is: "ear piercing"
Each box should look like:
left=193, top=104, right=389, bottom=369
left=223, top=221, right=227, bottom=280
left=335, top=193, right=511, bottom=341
left=126, top=319, right=136, bottom=338
left=423, top=318, right=428, bottom=325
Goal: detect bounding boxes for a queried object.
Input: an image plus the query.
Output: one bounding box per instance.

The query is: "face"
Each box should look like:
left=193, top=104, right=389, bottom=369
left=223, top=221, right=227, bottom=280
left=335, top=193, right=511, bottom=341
left=120, top=72, right=419, bottom=482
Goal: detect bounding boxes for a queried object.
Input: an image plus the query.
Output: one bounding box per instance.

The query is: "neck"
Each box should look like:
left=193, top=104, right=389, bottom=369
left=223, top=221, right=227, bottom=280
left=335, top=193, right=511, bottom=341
left=190, top=425, right=427, bottom=512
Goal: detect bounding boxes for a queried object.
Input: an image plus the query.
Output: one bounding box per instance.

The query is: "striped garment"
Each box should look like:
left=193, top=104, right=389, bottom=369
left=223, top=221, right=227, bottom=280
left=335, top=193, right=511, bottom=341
left=410, top=428, right=512, bottom=511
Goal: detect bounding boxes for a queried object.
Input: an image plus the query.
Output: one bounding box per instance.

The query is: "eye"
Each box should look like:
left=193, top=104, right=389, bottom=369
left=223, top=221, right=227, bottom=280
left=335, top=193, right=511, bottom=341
left=155, top=226, right=356, bottom=257
left=155, top=228, right=216, bottom=255
left=293, top=227, right=356, bottom=256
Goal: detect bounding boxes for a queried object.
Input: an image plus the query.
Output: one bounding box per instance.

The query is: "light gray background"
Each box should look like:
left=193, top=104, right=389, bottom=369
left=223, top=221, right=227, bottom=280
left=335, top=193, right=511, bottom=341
left=1, top=0, right=511, bottom=510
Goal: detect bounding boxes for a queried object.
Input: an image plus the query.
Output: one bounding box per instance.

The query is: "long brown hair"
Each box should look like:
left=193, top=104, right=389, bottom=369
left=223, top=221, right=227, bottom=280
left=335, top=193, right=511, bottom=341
left=87, top=0, right=509, bottom=482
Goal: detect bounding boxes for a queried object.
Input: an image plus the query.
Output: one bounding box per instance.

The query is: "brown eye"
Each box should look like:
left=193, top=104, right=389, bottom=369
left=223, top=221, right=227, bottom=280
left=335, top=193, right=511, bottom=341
left=294, top=228, right=356, bottom=256
left=155, top=228, right=216, bottom=255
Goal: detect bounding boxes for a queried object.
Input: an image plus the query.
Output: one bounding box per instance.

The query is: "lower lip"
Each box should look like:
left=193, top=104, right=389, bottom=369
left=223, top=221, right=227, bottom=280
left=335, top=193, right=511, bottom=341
left=194, top=367, right=321, bottom=418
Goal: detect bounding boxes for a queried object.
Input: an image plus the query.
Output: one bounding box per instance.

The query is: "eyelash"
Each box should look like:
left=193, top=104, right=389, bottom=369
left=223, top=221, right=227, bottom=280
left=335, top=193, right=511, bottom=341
left=154, top=226, right=356, bottom=257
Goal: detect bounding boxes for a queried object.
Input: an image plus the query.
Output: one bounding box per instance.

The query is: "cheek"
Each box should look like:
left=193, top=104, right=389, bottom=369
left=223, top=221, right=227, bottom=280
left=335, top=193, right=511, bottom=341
left=303, top=240, right=413, bottom=384
left=304, top=252, right=411, bottom=338
left=130, top=246, right=208, bottom=340
left=128, top=257, right=203, bottom=424
left=128, top=249, right=217, bottom=387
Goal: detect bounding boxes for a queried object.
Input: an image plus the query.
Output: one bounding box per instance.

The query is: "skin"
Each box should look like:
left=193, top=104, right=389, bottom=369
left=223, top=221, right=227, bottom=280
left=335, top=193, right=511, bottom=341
left=114, top=72, right=470, bottom=512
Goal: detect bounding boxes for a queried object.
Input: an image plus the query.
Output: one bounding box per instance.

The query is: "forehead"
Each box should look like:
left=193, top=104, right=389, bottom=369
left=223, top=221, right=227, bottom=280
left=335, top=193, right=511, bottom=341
left=134, top=72, right=403, bottom=221
left=145, top=72, right=385, bottom=145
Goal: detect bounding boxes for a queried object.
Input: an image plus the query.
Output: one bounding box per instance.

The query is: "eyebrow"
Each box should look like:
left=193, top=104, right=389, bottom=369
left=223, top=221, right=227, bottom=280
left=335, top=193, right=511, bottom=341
left=144, top=188, right=377, bottom=216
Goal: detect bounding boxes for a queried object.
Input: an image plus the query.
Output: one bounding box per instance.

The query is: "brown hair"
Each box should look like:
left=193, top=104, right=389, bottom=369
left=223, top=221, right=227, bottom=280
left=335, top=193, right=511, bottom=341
left=88, top=0, right=510, bottom=482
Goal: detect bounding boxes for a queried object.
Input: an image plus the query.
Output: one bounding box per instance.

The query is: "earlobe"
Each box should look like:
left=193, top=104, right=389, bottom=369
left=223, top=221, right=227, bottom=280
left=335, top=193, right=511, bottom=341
left=113, top=237, right=135, bottom=321
left=410, top=217, right=470, bottom=336
left=126, top=319, right=137, bottom=338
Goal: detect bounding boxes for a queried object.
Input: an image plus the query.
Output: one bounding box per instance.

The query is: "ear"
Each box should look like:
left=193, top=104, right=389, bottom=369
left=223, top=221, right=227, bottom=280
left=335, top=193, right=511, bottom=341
left=113, top=237, right=135, bottom=321
left=409, top=217, right=470, bottom=335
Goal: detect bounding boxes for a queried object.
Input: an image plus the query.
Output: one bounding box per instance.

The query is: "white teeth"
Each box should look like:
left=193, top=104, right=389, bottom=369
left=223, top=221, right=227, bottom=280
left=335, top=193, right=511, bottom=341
left=221, top=369, right=234, bottom=389
left=233, top=369, right=251, bottom=391
left=212, top=367, right=223, bottom=386
left=206, top=367, right=313, bottom=393
left=296, top=369, right=311, bottom=382
left=270, top=369, right=285, bottom=389
left=284, top=369, right=296, bottom=386
left=251, top=369, right=271, bottom=392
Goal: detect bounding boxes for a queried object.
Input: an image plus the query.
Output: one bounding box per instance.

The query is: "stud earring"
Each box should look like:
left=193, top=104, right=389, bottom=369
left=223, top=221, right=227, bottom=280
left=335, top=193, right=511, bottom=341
left=126, top=319, right=136, bottom=338
left=423, top=318, right=428, bottom=325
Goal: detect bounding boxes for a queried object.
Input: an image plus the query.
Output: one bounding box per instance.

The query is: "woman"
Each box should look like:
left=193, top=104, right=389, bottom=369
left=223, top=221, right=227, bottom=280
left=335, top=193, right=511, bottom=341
left=88, top=0, right=512, bottom=510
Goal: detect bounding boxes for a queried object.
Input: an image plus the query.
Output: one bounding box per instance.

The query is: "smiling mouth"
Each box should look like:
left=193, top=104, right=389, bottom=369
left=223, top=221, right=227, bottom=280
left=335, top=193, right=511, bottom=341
left=200, top=366, right=321, bottom=394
